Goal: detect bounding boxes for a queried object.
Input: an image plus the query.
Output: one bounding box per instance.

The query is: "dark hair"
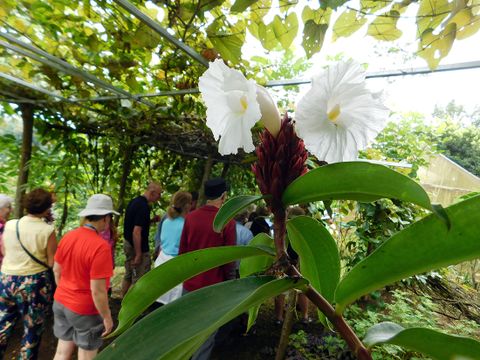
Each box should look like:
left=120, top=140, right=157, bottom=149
left=85, top=214, right=109, bottom=222
left=250, top=217, right=270, bottom=236
left=23, top=188, right=53, bottom=215
left=190, top=191, right=199, bottom=201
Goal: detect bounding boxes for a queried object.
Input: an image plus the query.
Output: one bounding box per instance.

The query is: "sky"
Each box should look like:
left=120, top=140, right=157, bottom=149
left=237, top=1, right=480, bottom=120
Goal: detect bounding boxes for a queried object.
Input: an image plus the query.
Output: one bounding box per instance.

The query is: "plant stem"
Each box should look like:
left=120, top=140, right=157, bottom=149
left=275, top=290, right=297, bottom=360
left=288, top=266, right=372, bottom=360
left=273, top=208, right=287, bottom=259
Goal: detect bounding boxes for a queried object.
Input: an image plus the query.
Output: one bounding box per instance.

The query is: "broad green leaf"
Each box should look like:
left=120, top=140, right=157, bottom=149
left=364, top=322, right=480, bottom=360
left=417, top=23, right=456, bottom=69
left=282, top=162, right=433, bottom=211
left=335, top=195, right=480, bottom=312
left=302, top=5, right=332, bottom=25
left=231, top=0, right=258, bottom=13
left=214, top=195, right=264, bottom=232
left=360, top=0, right=389, bottom=13
left=367, top=11, right=403, bottom=41
left=239, top=233, right=275, bottom=278
left=416, top=0, right=453, bottom=36
left=239, top=233, right=275, bottom=332
left=207, top=19, right=246, bottom=64
left=111, top=245, right=273, bottom=337
left=287, top=216, right=340, bottom=303
left=98, top=276, right=308, bottom=360
left=448, top=8, right=480, bottom=40
left=321, top=0, right=348, bottom=10
left=302, top=20, right=328, bottom=58
left=272, top=13, right=298, bottom=50
left=258, top=22, right=279, bottom=51
left=332, top=10, right=367, bottom=41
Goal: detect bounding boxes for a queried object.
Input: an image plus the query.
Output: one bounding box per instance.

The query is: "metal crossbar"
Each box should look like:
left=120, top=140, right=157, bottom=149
left=0, top=32, right=155, bottom=108
left=113, top=0, right=209, bottom=67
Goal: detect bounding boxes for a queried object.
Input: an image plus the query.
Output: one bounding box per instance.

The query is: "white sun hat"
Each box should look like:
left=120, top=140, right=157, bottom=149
left=79, top=194, right=120, bottom=217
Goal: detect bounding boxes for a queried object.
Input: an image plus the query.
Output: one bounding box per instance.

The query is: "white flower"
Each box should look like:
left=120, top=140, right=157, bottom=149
left=199, top=59, right=262, bottom=155
left=294, top=60, right=390, bottom=163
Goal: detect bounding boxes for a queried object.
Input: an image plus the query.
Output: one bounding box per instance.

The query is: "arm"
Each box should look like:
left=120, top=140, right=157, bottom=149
left=91, top=278, right=113, bottom=336
left=0, top=234, right=4, bottom=258
left=46, top=231, right=57, bottom=267
left=131, top=225, right=143, bottom=266
left=53, top=261, right=61, bottom=285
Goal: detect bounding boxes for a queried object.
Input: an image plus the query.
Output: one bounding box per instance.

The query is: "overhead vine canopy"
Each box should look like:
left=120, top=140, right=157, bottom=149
left=1, top=0, right=479, bottom=159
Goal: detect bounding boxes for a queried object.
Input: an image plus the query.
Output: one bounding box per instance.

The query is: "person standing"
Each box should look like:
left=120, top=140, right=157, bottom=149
left=154, top=191, right=192, bottom=305
left=179, top=178, right=236, bottom=360
left=0, top=194, right=13, bottom=266
left=0, top=189, right=56, bottom=359
left=121, top=181, right=162, bottom=297
left=52, top=194, right=118, bottom=360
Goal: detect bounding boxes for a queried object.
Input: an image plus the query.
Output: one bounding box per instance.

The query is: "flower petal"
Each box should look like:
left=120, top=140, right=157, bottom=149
left=295, top=60, right=389, bottom=163
left=199, top=59, right=261, bottom=155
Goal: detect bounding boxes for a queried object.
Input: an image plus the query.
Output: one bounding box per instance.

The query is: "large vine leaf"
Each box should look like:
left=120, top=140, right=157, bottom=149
left=286, top=216, right=340, bottom=303
left=214, top=195, right=265, bottom=232
left=367, top=11, right=403, bottom=41
left=332, top=9, right=368, bottom=41
left=207, top=18, right=246, bottom=64
left=98, top=276, right=308, bottom=360
left=258, top=21, right=279, bottom=51
left=282, top=162, right=433, bottom=212
left=364, top=322, right=480, bottom=359
left=417, top=22, right=456, bottom=69
left=447, top=7, right=480, bottom=40
left=416, top=0, right=453, bottom=36
left=272, top=13, right=298, bottom=50
left=302, top=20, right=328, bottom=58
left=231, top=0, right=259, bottom=13
left=110, top=245, right=273, bottom=337
left=335, top=195, right=480, bottom=312
left=302, top=5, right=332, bottom=25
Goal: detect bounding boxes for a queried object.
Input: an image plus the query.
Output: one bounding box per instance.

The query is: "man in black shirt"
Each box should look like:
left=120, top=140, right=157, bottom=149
left=121, top=181, right=162, bottom=297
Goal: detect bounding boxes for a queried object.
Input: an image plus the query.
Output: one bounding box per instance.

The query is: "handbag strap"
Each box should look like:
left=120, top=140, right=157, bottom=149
left=16, top=218, right=51, bottom=270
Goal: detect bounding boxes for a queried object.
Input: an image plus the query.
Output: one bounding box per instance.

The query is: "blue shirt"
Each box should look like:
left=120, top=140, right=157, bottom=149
left=160, top=217, right=185, bottom=256
left=236, top=222, right=254, bottom=246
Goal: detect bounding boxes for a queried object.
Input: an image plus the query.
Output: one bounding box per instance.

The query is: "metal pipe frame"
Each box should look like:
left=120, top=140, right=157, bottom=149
left=0, top=32, right=155, bottom=107
left=113, top=0, right=209, bottom=68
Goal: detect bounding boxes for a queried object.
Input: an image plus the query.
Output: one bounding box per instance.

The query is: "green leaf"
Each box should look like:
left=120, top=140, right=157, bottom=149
left=364, top=322, right=480, bottom=360
left=239, top=233, right=275, bottom=278
left=302, top=20, right=328, bottom=58
left=98, top=276, right=308, bottom=360
left=231, top=0, right=258, bottom=13
left=367, top=11, right=403, bottom=41
left=287, top=216, right=340, bottom=303
left=335, top=195, right=480, bottom=312
left=258, top=21, right=279, bottom=51
left=111, top=245, right=273, bottom=337
left=272, top=13, right=298, bottom=50
left=416, top=0, right=453, bottom=36
left=282, top=162, right=433, bottom=211
left=207, top=19, right=246, bottom=64
left=214, top=194, right=264, bottom=232
left=302, top=6, right=332, bottom=24
left=360, top=0, right=389, bottom=13
left=332, top=10, right=367, bottom=41
left=417, top=23, right=456, bottom=69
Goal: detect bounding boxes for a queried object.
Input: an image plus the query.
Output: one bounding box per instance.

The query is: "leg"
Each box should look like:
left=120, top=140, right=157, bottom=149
left=53, top=340, right=76, bottom=360
left=0, top=298, right=18, bottom=357
left=121, top=240, right=134, bottom=298
left=191, top=330, right=218, bottom=360
left=78, top=348, right=98, bottom=360
left=19, top=271, right=53, bottom=359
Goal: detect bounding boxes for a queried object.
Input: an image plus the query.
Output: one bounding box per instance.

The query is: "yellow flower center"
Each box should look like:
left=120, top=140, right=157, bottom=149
left=328, top=104, right=341, bottom=122
left=240, top=95, right=248, bottom=112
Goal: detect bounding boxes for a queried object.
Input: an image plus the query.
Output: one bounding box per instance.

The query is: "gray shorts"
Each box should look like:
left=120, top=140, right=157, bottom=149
left=53, top=301, right=104, bottom=350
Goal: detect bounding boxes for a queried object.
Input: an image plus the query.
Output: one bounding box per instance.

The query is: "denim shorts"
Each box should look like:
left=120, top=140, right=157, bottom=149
left=52, top=301, right=104, bottom=350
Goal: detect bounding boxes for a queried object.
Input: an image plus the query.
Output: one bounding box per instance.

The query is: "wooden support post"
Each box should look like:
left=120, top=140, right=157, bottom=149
left=197, top=154, right=214, bottom=206
left=14, top=104, right=34, bottom=218
left=115, top=145, right=135, bottom=226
